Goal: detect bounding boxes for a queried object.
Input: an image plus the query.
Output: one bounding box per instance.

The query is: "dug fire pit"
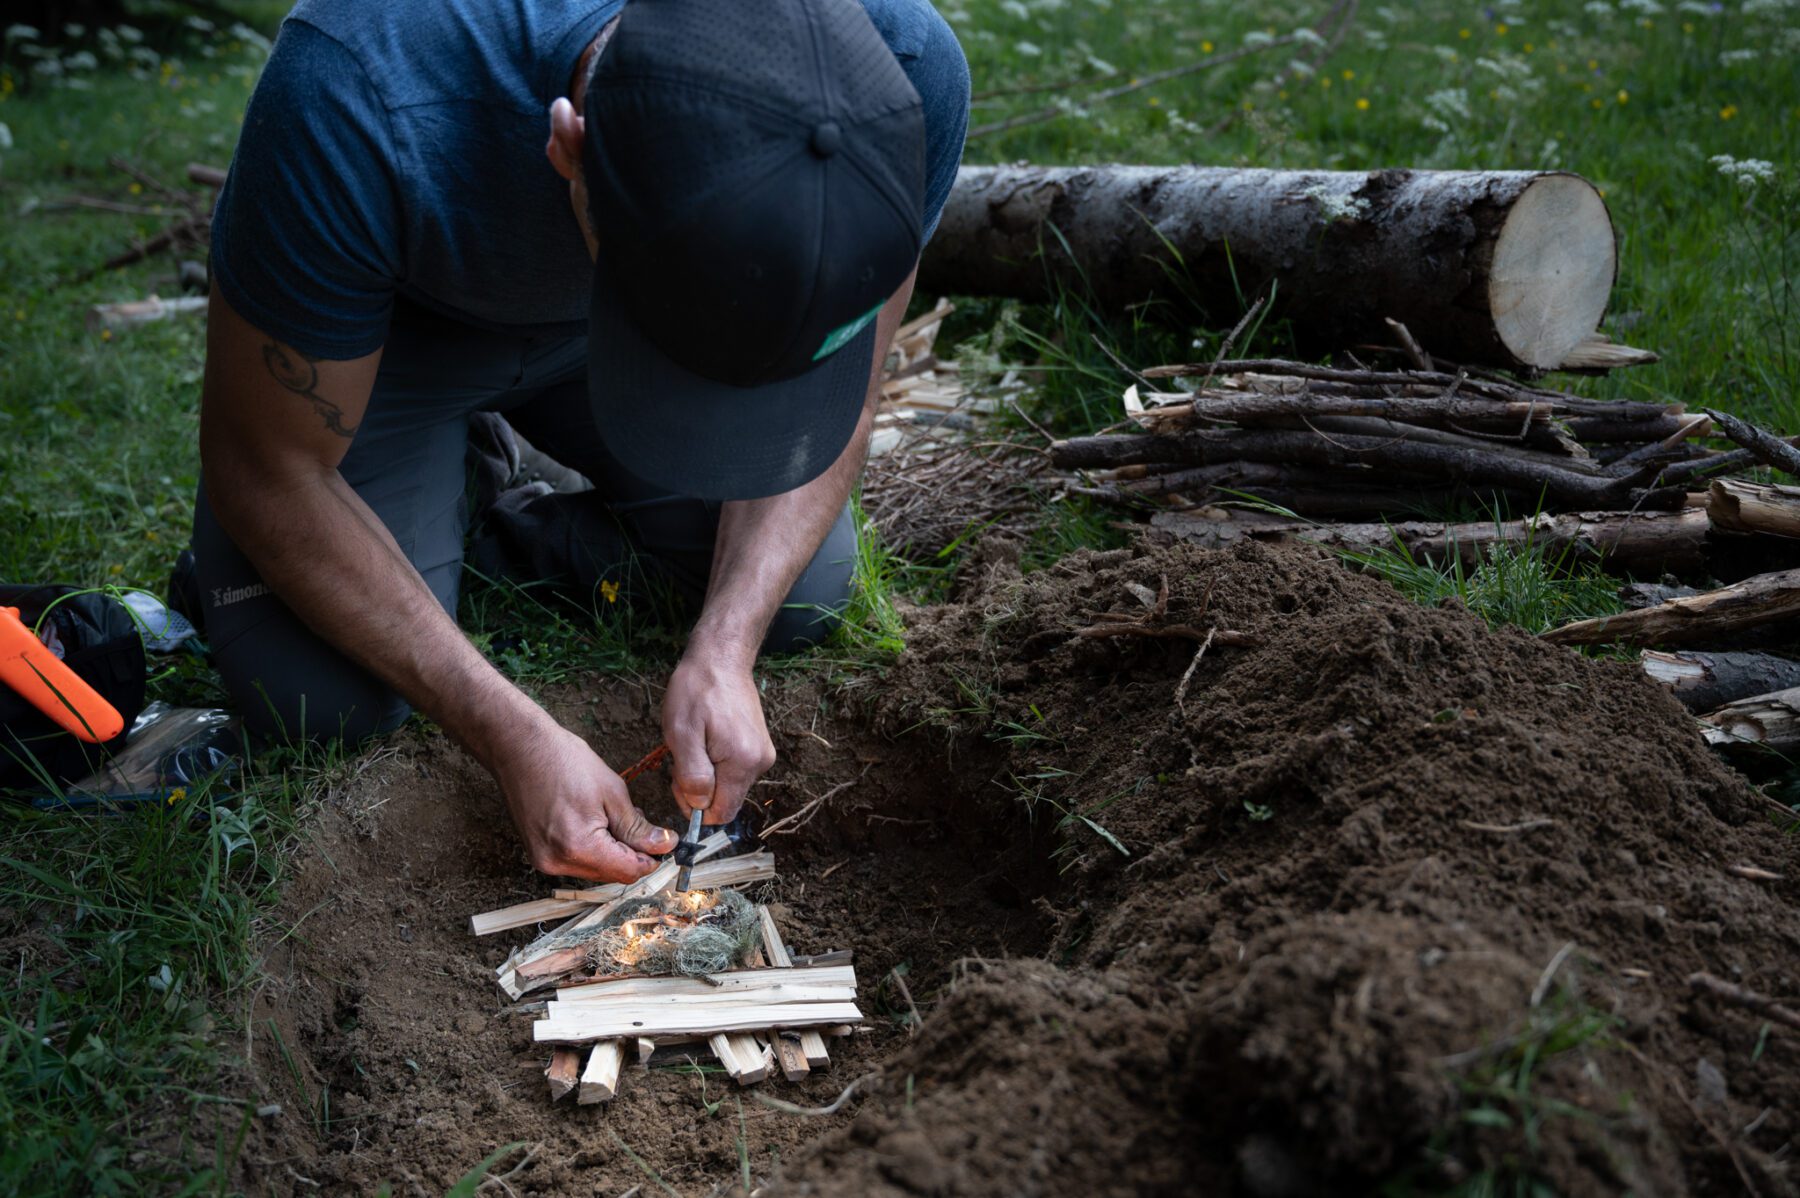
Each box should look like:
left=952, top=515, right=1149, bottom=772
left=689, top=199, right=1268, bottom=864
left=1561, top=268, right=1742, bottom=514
left=470, top=843, right=859, bottom=1103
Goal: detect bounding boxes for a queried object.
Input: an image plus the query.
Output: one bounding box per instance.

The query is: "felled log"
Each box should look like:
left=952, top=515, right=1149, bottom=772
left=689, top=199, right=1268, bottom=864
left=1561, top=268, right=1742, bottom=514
left=1641, top=650, right=1800, bottom=712
left=1699, top=687, right=1800, bottom=753
left=919, top=165, right=1644, bottom=371
left=1708, top=479, right=1800, bottom=539
left=1544, top=568, right=1800, bottom=648
left=1152, top=507, right=1710, bottom=578
left=1052, top=428, right=1664, bottom=510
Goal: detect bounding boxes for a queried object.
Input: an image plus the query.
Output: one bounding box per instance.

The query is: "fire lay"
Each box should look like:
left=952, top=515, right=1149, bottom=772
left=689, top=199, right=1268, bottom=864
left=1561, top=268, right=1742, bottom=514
left=469, top=839, right=860, bottom=1103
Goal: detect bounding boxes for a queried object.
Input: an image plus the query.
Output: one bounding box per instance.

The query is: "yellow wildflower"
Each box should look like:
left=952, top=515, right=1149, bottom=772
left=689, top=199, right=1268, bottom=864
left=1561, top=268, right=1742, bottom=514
left=600, top=579, right=620, bottom=604
left=1355, top=97, right=1370, bottom=111
left=1719, top=105, right=1737, bottom=120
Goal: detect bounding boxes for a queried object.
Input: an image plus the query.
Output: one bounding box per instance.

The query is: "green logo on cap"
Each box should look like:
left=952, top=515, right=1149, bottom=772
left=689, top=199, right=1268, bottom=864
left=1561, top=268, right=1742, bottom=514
left=812, top=301, right=884, bottom=362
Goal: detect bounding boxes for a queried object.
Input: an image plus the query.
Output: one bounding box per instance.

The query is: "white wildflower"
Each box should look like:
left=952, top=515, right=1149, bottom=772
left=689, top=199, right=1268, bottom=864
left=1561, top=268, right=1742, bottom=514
left=116, top=24, right=144, bottom=42
left=1286, top=58, right=1315, bottom=77
left=1719, top=48, right=1759, bottom=65
left=62, top=50, right=96, bottom=70
left=1676, top=0, right=1717, bottom=12
left=1000, top=0, right=1030, bottom=18
left=1618, top=0, right=1663, bottom=13
left=5, top=23, right=40, bottom=41
left=0, top=122, right=12, bottom=150
left=1431, top=44, right=1460, bottom=63
left=1425, top=87, right=1472, bottom=123
left=1583, top=1, right=1615, bottom=14
left=1742, top=0, right=1795, bottom=16
left=1292, top=26, right=1327, bottom=47
left=62, top=22, right=84, bottom=38
left=1363, top=30, right=1389, bottom=49
left=1243, top=30, right=1276, bottom=47
left=1711, top=154, right=1776, bottom=190
left=1014, top=39, right=1042, bottom=56
left=183, top=15, right=215, bottom=33
left=32, top=57, right=63, bottom=77
left=128, top=46, right=159, bottom=66
left=1086, top=53, right=1115, bottom=74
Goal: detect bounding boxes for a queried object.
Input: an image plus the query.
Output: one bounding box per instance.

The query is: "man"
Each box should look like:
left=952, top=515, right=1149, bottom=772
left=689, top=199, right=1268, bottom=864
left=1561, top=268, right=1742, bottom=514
left=192, top=0, right=968, bottom=881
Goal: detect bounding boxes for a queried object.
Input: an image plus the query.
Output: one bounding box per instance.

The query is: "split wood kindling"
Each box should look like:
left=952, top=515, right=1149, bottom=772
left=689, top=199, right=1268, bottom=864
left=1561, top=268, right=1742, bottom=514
left=474, top=848, right=860, bottom=1106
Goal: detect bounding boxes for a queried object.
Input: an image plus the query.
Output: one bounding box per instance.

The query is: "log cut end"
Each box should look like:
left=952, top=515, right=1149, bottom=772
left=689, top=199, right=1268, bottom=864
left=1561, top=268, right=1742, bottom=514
left=1488, top=174, right=1617, bottom=369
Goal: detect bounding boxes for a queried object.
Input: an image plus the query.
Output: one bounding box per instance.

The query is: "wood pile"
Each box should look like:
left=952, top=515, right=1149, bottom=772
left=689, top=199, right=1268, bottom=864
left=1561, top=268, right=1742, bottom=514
left=468, top=839, right=860, bottom=1104
left=863, top=300, right=1049, bottom=558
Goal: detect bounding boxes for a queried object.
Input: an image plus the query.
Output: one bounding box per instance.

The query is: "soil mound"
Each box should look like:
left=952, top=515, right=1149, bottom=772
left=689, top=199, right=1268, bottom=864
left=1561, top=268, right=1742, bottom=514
left=237, top=538, right=1800, bottom=1196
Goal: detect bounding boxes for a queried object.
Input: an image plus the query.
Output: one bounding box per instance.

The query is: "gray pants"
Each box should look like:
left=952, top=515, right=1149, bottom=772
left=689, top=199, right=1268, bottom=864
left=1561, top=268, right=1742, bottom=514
left=192, top=302, right=856, bottom=744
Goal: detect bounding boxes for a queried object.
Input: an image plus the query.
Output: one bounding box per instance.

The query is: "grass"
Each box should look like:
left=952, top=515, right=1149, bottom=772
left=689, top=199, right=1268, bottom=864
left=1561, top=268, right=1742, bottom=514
left=0, top=1, right=1795, bottom=1193
left=1339, top=521, right=1629, bottom=637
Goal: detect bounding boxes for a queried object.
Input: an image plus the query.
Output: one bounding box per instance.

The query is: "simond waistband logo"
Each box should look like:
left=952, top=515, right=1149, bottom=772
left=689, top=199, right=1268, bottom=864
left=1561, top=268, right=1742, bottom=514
left=212, top=583, right=271, bottom=608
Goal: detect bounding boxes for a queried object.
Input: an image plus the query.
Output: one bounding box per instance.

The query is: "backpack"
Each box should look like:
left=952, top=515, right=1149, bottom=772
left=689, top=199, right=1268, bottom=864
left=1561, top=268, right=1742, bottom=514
left=0, top=586, right=147, bottom=792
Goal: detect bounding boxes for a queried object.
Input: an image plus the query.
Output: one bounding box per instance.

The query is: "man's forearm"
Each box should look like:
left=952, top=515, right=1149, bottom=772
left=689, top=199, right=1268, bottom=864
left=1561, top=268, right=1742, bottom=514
left=205, top=460, right=552, bottom=768
left=689, top=406, right=872, bottom=666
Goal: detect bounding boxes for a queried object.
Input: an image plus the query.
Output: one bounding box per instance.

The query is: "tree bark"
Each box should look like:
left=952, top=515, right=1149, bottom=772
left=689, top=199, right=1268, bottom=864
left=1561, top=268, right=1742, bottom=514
left=1151, top=507, right=1710, bottom=578
left=918, top=165, right=1621, bottom=371
left=1641, top=650, right=1800, bottom=712
left=1708, top=479, right=1800, bottom=540
left=1543, top=567, right=1800, bottom=648
left=1700, top=687, right=1800, bottom=753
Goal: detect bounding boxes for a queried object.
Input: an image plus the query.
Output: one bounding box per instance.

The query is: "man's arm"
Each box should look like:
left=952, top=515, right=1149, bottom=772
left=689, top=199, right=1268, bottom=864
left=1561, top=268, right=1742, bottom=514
left=661, top=270, right=917, bottom=820
left=200, top=286, right=674, bottom=879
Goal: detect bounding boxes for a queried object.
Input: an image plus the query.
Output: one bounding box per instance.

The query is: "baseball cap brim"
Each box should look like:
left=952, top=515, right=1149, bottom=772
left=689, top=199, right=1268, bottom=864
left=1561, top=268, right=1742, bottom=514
left=586, top=253, right=876, bottom=503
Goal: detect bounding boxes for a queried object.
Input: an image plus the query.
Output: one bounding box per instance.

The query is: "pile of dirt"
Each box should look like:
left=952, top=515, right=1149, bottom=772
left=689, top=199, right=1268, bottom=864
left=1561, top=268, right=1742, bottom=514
left=236, top=537, right=1800, bottom=1196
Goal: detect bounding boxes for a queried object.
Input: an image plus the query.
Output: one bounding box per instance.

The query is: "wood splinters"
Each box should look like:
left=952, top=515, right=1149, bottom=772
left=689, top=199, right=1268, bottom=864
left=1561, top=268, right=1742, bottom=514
left=759, top=906, right=831, bottom=1067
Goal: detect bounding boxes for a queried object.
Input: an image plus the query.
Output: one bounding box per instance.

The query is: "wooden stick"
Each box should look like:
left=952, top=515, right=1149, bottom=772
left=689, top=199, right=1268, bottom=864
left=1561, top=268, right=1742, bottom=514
left=710, top=1033, right=773, bottom=1085
left=186, top=162, right=228, bottom=189
left=546, top=1047, right=582, bottom=1101
left=1704, top=409, right=1800, bottom=479
left=759, top=907, right=829, bottom=1068
left=555, top=965, right=854, bottom=1004
left=470, top=896, right=595, bottom=937
left=1688, top=972, right=1800, bottom=1031
left=577, top=1041, right=626, bottom=1104
left=550, top=850, right=776, bottom=902
left=85, top=294, right=208, bottom=333
left=534, top=1001, right=864, bottom=1043
left=1544, top=568, right=1800, bottom=648
left=550, top=981, right=857, bottom=1011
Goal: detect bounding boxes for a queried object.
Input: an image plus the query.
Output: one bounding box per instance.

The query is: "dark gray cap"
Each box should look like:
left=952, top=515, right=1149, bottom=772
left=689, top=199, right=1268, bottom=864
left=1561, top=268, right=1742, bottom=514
left=583, top=0, right=926, bottom=501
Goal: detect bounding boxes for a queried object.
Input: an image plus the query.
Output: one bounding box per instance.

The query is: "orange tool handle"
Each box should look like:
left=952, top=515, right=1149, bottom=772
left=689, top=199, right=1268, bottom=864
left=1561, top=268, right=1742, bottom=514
left=0, top=606, right=125, bottom=744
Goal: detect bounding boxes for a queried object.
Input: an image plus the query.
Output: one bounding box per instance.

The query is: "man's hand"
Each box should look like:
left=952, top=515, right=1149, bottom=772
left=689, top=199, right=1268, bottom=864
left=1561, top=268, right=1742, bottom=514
left=495, top=722, right=677, bottom=880
left=662, top=650, right=775, bottom=824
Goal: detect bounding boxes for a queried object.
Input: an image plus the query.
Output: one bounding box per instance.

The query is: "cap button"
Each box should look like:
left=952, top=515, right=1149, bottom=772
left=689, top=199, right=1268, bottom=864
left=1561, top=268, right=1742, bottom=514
left=809, top=121, right=842, bottom=158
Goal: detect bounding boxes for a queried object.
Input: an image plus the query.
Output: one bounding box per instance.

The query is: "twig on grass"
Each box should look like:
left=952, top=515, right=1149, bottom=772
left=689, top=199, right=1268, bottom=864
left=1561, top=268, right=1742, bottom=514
left=1529, top=940, right=1578, bottom=1009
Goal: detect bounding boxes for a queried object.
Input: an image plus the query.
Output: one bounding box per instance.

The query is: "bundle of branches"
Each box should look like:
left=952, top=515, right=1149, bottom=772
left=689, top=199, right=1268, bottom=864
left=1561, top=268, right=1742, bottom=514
left=1054, top=354, right=1719, bottom=520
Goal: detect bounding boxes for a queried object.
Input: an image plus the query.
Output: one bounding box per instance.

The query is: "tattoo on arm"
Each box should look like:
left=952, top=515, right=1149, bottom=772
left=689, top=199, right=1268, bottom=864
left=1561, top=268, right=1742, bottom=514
left=262, top=341, right=359, bottom=438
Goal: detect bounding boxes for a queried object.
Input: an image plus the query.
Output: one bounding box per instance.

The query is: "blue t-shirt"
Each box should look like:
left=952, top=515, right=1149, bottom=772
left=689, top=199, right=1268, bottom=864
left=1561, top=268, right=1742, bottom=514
left=213, top=0, right=969, bottom=361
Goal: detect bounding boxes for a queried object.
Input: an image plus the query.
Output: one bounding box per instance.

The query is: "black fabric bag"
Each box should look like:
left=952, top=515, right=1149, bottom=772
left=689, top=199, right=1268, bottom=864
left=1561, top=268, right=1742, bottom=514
left=0, top=586, right=146, bottom=791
